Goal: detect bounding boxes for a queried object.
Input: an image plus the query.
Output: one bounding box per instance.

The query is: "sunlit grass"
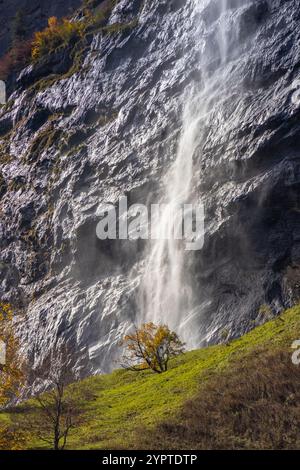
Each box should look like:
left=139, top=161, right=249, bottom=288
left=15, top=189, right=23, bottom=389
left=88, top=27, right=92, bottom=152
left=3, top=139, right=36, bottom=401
left=1, top=304, right=300, bottom=449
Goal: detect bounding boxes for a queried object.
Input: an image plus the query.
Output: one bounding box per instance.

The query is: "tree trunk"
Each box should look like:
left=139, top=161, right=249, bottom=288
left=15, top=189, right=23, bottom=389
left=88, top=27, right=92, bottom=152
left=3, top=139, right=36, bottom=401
left=54, top=428, right=60, bottom=451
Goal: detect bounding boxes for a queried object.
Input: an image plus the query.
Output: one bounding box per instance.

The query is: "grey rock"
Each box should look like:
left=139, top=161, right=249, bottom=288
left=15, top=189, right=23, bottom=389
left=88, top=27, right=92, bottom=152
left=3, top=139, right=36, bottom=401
left=0, top=0, right=300, bottom=389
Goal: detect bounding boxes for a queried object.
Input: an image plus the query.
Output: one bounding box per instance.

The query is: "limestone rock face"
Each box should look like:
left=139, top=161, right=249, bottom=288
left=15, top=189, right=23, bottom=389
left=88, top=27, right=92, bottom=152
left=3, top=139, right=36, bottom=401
left=0, top=0, right=300, bottom=389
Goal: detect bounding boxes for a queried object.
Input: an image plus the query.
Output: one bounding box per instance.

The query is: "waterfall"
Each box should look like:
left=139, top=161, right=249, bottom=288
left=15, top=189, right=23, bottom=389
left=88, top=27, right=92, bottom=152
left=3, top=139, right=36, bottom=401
left=140, top=100, right=199, bottom=342
left=139, top=0, right=245, bottom=347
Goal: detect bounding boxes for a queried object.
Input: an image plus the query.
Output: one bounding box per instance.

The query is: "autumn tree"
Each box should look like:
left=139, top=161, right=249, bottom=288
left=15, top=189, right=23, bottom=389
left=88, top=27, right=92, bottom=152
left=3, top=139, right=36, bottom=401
left=0, top=9, right=32, bottom=82
left=0, top=302, right=24, bottom=407
left=31, top=16, right=85, bottom=61
left=121, top=323, right=185, bottom=373
left=0, top=302, right=27, bottom=450
left=27, top=347, right=90, bottom=450
left=0, top=419, right=27, bottom=451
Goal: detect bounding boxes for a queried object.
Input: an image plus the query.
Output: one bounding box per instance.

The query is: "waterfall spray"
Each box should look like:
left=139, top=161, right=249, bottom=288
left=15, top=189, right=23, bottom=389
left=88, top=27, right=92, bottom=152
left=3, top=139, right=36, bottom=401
left=139, top=0, right=244, bottom=348
left=140, top=100, right=200, bottom=341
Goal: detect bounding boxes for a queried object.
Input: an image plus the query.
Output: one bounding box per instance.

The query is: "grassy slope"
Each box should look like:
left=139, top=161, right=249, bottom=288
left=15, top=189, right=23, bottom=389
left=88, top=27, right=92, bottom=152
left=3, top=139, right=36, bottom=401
left=2, top=304, right=300, bottom=449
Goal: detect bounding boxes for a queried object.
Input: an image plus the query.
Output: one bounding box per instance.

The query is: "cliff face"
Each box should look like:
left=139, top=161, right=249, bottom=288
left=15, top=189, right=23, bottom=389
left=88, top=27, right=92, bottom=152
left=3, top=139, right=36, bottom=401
left=0, top=0, right=81, bottom=56
left=0, top=0, right=300, bottom=387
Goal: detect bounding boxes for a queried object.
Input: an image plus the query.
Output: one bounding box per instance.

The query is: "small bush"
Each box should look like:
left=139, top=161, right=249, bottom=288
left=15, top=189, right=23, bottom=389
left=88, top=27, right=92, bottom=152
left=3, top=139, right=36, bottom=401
left=31, top=17, right=86, bottom=61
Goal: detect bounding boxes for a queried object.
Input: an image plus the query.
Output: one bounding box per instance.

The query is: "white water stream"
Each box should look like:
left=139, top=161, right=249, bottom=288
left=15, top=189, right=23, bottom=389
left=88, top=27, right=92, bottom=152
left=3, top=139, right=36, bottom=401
left=139, top=0, right=244, bottom=347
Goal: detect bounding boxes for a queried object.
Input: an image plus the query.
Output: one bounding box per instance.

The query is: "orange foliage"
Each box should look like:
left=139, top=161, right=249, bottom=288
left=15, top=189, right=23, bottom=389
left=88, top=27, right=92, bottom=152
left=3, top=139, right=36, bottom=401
left=31, top=16, right=85, bottom=61
left=0, top=302, right=25, bottom=407
left=121, top=322, right=185, bottom=373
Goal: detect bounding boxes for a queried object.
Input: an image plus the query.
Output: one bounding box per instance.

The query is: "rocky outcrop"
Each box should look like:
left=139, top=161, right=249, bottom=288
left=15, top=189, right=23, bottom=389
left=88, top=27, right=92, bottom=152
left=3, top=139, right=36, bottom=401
left=0, top=0, right=300, bottom=388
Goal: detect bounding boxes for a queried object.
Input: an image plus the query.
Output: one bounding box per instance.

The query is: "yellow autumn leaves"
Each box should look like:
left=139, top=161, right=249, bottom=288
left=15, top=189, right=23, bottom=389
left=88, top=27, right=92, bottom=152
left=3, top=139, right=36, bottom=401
left=0, top=302, right=24, bottom=408
left=121, top=322, right=185, bottom=373
left=31, top=16, right=85, bottom=61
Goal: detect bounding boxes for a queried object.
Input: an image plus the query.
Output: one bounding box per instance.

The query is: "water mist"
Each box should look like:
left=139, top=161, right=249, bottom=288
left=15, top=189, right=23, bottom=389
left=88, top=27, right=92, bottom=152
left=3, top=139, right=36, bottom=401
left=139, top=0, right=244, bottom=348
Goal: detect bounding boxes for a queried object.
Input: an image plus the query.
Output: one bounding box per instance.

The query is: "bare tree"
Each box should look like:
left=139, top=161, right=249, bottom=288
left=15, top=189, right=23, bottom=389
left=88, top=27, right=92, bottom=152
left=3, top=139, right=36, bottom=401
left=27, top=346, right=89, bottom=450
